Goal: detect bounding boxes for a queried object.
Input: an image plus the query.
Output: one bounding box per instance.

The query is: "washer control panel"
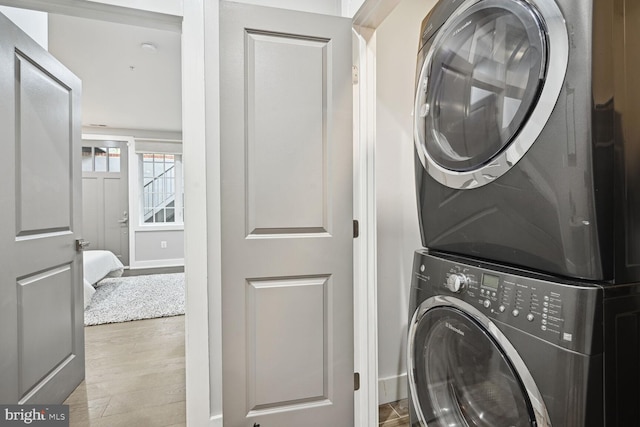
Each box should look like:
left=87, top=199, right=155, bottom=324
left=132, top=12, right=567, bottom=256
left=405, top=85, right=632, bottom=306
left=412, top=250, right=602, bottom=354
left=445, top=273, right=468, bottom=293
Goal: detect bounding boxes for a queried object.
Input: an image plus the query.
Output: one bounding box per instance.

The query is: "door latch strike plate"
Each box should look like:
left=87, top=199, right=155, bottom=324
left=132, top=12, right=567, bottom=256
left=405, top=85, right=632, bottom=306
left=354, top=372, right=360, bottom=391
left=353, top=220, right=359, bottom=238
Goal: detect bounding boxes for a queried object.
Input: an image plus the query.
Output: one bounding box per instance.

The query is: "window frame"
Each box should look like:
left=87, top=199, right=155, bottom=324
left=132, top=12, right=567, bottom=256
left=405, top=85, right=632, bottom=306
left=136, top=144, right=184, bottom=228
left=140, top=152, right=184, bottom=225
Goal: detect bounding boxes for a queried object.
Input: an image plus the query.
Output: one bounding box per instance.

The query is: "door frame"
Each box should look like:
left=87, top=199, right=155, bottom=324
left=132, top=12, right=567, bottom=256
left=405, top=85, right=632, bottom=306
left=0, top=0, right=402, bottom=426
left=351, top=2, right=401, bottom=425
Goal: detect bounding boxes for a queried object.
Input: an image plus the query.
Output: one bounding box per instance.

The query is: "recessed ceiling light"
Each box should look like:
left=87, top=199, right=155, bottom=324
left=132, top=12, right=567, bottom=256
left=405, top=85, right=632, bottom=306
left=140, top=42, right=157, bottom=52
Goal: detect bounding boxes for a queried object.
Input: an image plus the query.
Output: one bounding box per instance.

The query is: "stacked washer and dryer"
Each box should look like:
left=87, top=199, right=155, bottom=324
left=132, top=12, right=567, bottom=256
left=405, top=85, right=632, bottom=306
left=408, top=0, right=640, bottom=426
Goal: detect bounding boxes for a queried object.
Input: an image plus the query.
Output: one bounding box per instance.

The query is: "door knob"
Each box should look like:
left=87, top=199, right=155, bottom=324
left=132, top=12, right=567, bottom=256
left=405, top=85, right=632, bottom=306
left=76, top=239, right=90, bottom=251
left=118, top=211, right=129, bottom=224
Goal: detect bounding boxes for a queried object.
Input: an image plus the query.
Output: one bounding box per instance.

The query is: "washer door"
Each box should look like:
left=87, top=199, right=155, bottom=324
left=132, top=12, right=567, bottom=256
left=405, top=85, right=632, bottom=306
left=408, top=297, right=550, bottom=426
left=414, top=0, right=567, bottom=189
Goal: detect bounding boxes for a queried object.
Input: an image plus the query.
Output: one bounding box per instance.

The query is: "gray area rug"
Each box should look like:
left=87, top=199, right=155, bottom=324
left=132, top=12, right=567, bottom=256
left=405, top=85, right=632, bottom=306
left=84, top=273, right=185, bottom=326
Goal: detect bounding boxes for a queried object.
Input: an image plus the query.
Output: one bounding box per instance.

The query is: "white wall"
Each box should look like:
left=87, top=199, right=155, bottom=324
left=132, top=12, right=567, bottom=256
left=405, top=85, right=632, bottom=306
left=86, top=0, right=182, bottom=15
left=375, top=0, right=436, bottom=404
left=0, top=6, right=48, bottom=48
left=342, top=0, right=365, bottom=17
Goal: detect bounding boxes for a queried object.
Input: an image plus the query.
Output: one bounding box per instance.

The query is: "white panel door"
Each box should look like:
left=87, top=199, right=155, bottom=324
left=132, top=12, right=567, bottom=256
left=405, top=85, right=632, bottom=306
left=0, top=12, right=84, bottom=404
left=81, top=139, right=129, bottom=266
left=220, top=2, right=354, bottom=426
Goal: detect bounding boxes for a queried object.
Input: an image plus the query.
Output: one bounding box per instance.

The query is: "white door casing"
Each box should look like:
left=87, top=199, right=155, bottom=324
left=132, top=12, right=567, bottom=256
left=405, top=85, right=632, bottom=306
left=220, top=1, right=354, bottom=425
left=0, top=11, right=84, bottom=404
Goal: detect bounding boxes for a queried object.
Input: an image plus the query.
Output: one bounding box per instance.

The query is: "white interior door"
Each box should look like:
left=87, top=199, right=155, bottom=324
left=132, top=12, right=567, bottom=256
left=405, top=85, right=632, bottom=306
left=0, top=12, right=84, bottom=404
left=220, top=2, right=354, bottom=425
left=81, top=139, right=129, bottom=265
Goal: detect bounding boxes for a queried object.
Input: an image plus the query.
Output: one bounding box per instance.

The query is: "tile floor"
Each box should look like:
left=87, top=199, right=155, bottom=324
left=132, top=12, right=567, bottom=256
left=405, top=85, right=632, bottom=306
left=379, top=399, right=410, bottom=426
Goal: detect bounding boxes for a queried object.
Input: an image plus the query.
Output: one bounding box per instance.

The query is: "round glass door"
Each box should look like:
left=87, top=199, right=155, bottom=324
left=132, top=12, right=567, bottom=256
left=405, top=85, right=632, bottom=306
left=414, top=0, right=567, bottom=189
left=410, top=306, right=535, bottom=426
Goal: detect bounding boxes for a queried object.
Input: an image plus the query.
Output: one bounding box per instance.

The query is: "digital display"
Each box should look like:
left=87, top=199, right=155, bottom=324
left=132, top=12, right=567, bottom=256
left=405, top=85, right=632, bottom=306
left=482, top=273, right=500, bottom=290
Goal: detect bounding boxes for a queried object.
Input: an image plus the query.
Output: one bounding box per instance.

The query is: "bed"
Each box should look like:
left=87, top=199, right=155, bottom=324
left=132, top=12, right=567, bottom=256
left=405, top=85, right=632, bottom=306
left=83, top=250, right=125, bottom=307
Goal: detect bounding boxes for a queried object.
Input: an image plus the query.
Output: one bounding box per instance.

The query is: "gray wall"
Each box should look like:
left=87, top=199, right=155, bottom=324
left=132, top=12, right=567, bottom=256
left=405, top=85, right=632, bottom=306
left=376, top=0, right=436, bottom=404
left=135, top=229, right=184, bottom=261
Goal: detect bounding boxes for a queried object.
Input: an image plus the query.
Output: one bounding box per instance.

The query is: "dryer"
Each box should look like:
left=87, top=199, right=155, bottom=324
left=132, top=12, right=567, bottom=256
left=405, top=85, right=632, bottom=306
left=414, top=0, right=640, bottom=282
left=408, top=249, right=640, bottom=427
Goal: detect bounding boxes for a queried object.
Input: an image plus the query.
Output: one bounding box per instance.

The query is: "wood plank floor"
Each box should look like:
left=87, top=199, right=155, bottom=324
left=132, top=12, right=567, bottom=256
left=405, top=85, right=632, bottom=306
left=66, top=314, right=409, bottom=426
left=64, top=315, right=186, bottom=427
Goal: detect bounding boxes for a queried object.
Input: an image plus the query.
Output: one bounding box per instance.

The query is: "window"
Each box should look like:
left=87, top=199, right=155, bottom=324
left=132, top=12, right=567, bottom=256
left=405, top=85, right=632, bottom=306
left=141, top=153, right=183, bottom=224
left=82, top=146, right=121, bottom=172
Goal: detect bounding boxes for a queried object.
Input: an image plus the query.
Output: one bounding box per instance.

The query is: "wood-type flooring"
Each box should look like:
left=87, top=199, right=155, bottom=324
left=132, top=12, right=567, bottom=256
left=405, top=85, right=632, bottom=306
left=64, top=315, right=186, bottom=426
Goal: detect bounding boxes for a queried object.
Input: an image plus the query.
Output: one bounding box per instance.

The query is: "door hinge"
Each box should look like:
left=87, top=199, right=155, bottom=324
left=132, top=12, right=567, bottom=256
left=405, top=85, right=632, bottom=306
left=353, top=220, right=359, bottom=238
left=352, top=65, right=359, bottom=85
left=354, top=372, right=360, bottom=391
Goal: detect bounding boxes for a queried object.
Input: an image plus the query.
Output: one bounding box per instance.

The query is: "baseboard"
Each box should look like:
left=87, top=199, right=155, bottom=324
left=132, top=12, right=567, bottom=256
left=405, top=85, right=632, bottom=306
left=122, top=265, right=185, bottom=276
left=378, top=373, right=408, bottom=405
left=128, top=259, right=185, bottom=269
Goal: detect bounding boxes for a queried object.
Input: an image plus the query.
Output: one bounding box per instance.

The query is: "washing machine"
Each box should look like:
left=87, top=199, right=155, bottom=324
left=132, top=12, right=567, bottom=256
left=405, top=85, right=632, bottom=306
left=408, top=249, right=640, bottom=426
left=414, top=0, right=640, bottom=282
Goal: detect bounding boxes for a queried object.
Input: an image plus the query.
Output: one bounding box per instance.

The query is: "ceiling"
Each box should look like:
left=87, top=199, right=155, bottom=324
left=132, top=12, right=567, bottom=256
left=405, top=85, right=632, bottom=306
left=48, top=13, right=182, bottom=133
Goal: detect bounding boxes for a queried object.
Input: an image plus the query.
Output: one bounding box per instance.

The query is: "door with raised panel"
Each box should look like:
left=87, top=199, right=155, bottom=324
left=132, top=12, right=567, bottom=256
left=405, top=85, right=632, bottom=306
left=220, top=2, right=354, bottom=425
left=81, top=139, right=130, bottom=265
left=0, top=12, right=84, bottom=404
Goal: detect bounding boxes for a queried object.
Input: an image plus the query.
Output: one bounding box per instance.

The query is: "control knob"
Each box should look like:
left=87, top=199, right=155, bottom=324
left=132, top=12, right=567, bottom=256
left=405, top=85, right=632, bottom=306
left=446, top=273, right=468, bottom=293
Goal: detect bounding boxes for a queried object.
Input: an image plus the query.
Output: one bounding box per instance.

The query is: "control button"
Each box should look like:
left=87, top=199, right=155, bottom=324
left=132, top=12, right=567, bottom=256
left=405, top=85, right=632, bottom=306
left=483, top=300, right=491, bottom=309
left=542, top=313, right=547, bottom=319
left=543, top=301, right=549, bottom=307
left=446, top=273, right=468, bottom=293
left=542, top=319, right=547, bottom=325
left=542, top=325, right=547, bottom=331
left=527, top=314, right=534, bottom=322
left=480, top=289, right=485, bottom=295
left=498, top=305, right=506, bottom=313
left=544, top=296, right=549, bottom=301
left=512, top=309, right=519, bottom=317
left=492, top=292, right=496, bottom=297
left=543, top=308, right=548, bottom=313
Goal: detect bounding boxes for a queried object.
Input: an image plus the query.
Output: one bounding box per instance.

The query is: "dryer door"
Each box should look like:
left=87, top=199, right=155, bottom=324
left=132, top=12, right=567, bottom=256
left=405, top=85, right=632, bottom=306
left=408, top=297, right=550, bottom=426
left=414, top=0, right=567, bottom=189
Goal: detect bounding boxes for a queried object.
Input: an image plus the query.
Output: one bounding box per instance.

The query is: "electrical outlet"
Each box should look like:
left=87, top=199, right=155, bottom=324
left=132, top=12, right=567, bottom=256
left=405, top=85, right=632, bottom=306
left=160, top=241, right=167, bottom=249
